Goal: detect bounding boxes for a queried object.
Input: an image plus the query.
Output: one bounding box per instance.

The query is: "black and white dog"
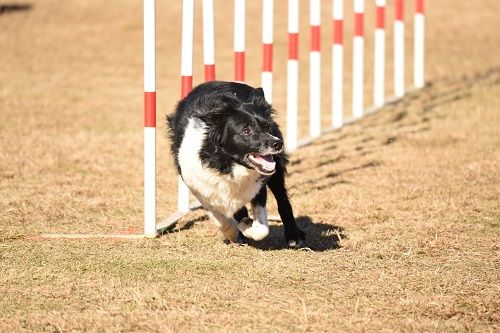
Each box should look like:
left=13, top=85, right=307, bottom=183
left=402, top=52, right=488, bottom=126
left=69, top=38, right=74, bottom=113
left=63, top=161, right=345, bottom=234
left=167, top=81, right=305, bottom=248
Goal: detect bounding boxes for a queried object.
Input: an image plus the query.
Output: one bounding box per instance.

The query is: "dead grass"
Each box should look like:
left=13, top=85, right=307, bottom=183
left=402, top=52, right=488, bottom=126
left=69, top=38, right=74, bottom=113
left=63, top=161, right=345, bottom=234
left=0, top=0, right=499, bottom=332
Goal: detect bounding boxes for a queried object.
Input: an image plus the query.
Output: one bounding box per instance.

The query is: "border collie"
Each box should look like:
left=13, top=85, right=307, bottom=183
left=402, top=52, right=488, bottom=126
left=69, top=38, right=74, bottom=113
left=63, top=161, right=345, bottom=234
left=167, top=81, right=305, bottom=248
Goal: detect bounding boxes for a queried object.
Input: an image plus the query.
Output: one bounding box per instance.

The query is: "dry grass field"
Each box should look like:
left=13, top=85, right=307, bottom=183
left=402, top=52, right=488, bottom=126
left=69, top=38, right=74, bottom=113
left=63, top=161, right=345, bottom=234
left=1, top=0, right=499, bottom=332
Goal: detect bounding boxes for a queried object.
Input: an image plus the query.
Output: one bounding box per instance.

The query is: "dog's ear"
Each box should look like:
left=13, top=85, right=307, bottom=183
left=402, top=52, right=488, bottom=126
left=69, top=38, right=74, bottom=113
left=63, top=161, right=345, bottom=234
left=247, top=88, right=267, bottom=104
left=197, top=102, right=231, bottom=125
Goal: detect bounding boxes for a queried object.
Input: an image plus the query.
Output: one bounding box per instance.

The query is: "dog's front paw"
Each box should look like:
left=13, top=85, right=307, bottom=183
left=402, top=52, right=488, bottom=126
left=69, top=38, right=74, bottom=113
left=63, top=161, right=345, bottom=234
left=285, top=228, right=306, bottom=249
left=238, top=218, right=269, bottom=241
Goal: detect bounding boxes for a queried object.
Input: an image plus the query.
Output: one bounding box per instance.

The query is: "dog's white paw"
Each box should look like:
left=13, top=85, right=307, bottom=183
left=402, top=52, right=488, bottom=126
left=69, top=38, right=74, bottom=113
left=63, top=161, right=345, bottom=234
left=238, top=218, right=269, bottom=241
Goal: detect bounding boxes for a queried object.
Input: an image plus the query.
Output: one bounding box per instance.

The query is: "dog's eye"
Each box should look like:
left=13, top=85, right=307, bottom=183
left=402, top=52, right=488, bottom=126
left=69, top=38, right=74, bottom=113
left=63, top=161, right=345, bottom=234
left=243, top=127, right=252, bottom=135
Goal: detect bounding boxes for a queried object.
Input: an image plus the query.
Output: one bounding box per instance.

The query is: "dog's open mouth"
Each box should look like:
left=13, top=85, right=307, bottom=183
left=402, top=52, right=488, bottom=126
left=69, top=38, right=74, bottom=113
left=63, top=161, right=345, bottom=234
left=247, top=153, right=276, bottom=175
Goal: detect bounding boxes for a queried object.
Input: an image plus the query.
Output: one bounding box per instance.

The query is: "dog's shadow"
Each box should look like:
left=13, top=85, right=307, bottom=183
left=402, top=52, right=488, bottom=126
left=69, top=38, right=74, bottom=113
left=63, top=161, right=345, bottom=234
left=246, top=216, right=345, bottom=251
left=172, top=214, right=344, bottom=252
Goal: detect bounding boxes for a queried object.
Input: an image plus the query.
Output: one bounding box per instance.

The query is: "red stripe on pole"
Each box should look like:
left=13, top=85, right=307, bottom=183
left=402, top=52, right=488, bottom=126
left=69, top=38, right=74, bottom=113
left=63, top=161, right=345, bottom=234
left=416, top=0, right=424, bottom=14
left=144, top=92, right=156, bottom=127
left=234, top=51, right=245, bottom=81
left=376, top=6, right=385, bottom=29
left=263, top=43, right=273, bottom=72
left=288, top=33, right=299, bottom=60
left=204, top=64, right=215, bottom=82
left=354, top=13, right=364, bottom=37
left=333, top=19, right=343, bottom=45
left=311, top=25, right=320, bottom=51
left=181, top=75, right=192, bottom=99
left=395, top=0, right=404, bottom=21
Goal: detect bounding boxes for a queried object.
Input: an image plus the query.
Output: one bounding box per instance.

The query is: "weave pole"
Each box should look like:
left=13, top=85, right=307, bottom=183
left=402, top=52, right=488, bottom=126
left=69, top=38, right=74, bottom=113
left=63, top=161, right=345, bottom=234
left=332, top=0, right=343, bottom=128
left=373, top=0, right=386, bottom=107
left=234, top=0, right=245, bottom=82
left=394, top=0, right=405, bottom=97
left=203, top=0, right=215, bottom=81
left=286, top=0, right=299, bottom=151
left=261, top=0, right=274, bottom=102
left=309, top=0, right=321, bottom=138
left=352, top=0, right=364, bottom=118
left=144, top=0, right=156, bottom=237
left=414, top=0, right=425, bottom=88
left=178, top=0, right=194, bottom=214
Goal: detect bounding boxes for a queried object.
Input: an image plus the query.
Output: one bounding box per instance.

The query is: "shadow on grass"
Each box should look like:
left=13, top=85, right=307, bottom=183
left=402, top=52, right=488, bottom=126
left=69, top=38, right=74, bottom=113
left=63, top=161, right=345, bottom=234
left=0, top=3, right=33, bottom=15
left=169, top=214, right=344, bottom=252
left=247, top=216, right=345, bottom=252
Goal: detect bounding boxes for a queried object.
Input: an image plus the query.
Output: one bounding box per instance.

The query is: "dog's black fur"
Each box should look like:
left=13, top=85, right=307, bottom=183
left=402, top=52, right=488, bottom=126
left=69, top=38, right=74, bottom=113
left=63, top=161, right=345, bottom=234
left=167, top=81, right=305, bottom=247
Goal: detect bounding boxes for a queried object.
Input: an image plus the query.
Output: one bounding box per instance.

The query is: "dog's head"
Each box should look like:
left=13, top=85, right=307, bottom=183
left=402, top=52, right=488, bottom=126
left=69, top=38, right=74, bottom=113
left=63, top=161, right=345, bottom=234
left=198, top=84, right=283, bottom=176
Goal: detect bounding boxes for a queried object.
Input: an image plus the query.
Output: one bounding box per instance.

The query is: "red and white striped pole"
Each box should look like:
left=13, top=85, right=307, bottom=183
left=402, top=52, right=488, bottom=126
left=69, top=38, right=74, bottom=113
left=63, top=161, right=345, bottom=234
left=286, top=0, right=299, bottom=151
left=352, top=0, right=364, bottom=118
left=144, top=0, right=156, bottom=237
left=373, top=0, right=386, bottom=107
left=394, top=0, right=405, bottom=97
left=332, top=0, right=343, bottom=128
left=178, top=0, right=194, bottom=213
left=309, top=0, right=321, bottom=138
left=234, top=0, right=245, bottom=82
left=414, top=0, right=425, bottom=88
left=261, top=0, right=273, bottom=103
left=203, top=0, right=215, bottom=81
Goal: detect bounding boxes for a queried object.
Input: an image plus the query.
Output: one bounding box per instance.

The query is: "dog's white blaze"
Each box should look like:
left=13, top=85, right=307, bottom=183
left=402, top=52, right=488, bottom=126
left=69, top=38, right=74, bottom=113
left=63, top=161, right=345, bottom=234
left=178, top=119, right=265, bottom=240
left=238, top=205, right=269, bottom=241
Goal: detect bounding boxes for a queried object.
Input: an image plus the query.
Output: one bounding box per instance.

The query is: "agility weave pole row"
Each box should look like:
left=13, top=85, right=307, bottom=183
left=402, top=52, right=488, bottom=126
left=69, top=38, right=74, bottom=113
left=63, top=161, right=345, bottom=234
left=157, top=0, right=427, bottom=235
left=40, top=0, right=425, bottom=239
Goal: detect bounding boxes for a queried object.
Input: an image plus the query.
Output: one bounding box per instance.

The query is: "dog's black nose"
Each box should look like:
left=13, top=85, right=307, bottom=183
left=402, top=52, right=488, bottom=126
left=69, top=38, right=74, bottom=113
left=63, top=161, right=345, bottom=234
left=271, top=138, right=283, bottom=151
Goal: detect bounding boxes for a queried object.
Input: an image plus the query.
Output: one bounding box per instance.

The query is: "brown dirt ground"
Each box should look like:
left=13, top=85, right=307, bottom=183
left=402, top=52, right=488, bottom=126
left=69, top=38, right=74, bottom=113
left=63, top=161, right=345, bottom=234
left=0, top=0, right=499, bottom=332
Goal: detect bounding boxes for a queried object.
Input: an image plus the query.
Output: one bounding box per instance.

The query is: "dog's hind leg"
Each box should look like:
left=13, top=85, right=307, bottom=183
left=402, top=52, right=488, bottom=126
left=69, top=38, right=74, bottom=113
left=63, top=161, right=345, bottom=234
left=267, top=172, right=306, bottom=248
left=237, top=186, right=270, bottom=241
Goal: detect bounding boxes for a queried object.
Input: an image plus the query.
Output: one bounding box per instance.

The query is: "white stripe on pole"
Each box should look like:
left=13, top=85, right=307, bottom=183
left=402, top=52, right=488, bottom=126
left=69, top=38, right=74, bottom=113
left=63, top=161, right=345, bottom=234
left=286, top=0, right=299, bottom=151
left=414, top=13, right=425, bottom=88
left=394, top=2, right=405, bottom=97
left=234, top=0, right=245, bottom=53
left=373, top=0, right=385, bottom=107
left=203, top=0, right=215, bottom=67
left=309, top=0, right=321, bottom=138
left=288, top=0, right=299, bottom=33
left=262, top=0, right=273, bottom=44
left=181, top=0, right=194, bottom=77
left=332, top=0, right=343, bottom=128
left=144, top=0, right=155, bottom=93
left=261, top=0, right=273, bottom=103
left=352, top=0, right=364, bottom=119
left=144, top=0, right=156, bottom=236
left=178, top=0, right=194, bottom=214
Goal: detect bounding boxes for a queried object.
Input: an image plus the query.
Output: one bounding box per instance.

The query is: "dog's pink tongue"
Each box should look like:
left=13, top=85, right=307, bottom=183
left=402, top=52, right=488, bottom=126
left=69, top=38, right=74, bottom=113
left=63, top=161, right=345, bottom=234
left=252, top=154, right=276, bottom=171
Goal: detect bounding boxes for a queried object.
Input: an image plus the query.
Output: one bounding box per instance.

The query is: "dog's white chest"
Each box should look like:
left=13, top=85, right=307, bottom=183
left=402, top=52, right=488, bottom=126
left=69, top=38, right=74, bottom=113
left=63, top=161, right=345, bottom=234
left=177, top=119, right=263, bottom=216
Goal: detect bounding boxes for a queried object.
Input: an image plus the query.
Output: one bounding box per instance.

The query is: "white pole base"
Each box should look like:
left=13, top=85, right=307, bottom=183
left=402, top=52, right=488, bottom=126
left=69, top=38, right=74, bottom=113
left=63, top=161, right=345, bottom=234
left=414, top=14, right=425, bottom=88
left=309, top=51, right=321, bottom=138
left=177, top=176, right=190, bottom=213
left=332, top=44, right=343, bottom=128
left=261, top=71, right=273, bottom=104
left=352, top=36, right=364, bottom=119
left=394, top=20, right=405, bottom=98
left=373, top=28, right=385, bottom=108
left=286, top=59, right=299, bottom=151
left=144, top=127, right=156, bottom=237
